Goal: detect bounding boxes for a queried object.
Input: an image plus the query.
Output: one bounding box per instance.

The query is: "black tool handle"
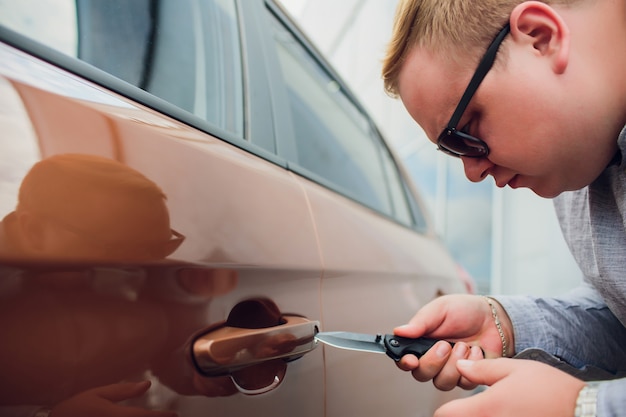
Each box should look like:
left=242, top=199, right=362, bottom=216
left=383, top=334, right=453, bottom=361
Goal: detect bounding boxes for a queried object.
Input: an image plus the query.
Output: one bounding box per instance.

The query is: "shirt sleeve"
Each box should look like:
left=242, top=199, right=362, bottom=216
left=495, top=283, right=626, bottom=374
left=597, top=379, right=626, bottom=417
left=495, top=285, right=626, bottom=417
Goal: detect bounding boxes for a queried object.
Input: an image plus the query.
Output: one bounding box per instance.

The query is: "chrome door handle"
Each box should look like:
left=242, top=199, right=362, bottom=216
left=191, top=315, right=319, bottom=376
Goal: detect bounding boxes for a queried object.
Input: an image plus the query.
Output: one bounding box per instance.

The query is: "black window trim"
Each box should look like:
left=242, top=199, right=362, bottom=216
left=0, top=21, right=286, bottom=169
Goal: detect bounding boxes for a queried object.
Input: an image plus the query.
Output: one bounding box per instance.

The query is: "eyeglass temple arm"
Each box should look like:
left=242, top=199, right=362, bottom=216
left=447, top=24, right=511, bottom=129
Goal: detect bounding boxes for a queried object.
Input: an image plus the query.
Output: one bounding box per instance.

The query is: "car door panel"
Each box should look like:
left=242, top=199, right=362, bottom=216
left=294, top=169, right=468, bottom=416
left=0, top=0, right=471, bottom=415
left=2, top=44, right=321, bottom=268
left=0, top=41, right=326, bottom=416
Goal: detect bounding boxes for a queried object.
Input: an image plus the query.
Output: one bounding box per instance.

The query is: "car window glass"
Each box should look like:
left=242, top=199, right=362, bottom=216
left=0, top=0, right=244, bottom=138
left=269, top=13, right=413, bottom=226
left=380, top=147, right=413, bottom=225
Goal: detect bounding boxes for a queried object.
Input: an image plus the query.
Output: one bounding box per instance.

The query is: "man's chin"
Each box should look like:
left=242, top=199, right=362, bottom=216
left=529, top=186, right=564, bottom=199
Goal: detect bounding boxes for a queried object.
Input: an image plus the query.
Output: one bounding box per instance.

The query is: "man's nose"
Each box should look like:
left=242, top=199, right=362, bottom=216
left=460, top=156, right=493, bottom=183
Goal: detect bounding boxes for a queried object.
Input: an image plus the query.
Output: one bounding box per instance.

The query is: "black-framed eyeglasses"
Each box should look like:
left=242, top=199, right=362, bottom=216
left=437, top=24, right=511, bottom=158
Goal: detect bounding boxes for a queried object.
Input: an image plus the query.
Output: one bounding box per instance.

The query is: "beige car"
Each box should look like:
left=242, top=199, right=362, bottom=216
left=0, top=1, right=469, bottom=416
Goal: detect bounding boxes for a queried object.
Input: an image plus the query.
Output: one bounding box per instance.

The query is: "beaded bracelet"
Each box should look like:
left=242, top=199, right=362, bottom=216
left=484, top=296, right=507, bottom=357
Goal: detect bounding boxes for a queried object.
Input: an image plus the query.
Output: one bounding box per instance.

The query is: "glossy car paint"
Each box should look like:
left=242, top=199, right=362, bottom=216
left=0, top=44, right=326, bottom=416
left=0, top=1, right=468, bottom=416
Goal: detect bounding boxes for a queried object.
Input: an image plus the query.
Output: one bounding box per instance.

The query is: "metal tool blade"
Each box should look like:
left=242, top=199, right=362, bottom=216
left=315, top=331, right=386, bottom=354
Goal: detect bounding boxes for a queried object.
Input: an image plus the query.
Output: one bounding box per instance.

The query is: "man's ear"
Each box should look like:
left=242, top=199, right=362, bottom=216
left=509, top=1, right=570, bottom=74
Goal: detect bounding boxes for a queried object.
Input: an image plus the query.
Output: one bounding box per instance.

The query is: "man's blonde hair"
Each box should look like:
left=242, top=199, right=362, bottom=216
left=382, top=0, right=580, bottom=97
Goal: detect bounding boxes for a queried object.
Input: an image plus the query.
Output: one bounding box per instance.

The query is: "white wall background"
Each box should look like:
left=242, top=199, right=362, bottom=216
left=278, top=0, right=583, bottom=297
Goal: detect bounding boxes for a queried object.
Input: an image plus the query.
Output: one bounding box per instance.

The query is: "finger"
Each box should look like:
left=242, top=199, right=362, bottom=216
left=90, top=380, right=152, bottom=402
left=456, top=358, right=515, bottom=387
left=458, top=345, right=484, bottom=390
left=432, top=342, right=470, bottom=391
left=394, top=324, right=425, bottom=339
left=396, top=353, right=419, bottom=371
left=394, top=298, right=449, bottom=338
left=409, top=340, right=452, bottom=382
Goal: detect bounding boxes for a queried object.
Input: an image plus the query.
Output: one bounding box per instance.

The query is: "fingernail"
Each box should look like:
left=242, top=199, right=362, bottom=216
left=457, top=359, right=473, bottom=369
left=454, top=343, right=468, bottom=357
left=436, top=342, right=451, bottom=358
left=470, top=345, right=484, bottom=358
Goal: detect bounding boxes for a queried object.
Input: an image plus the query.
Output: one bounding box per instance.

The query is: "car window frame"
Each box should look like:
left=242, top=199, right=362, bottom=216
left=0, top=0, right=284, bottom=167
left=0, top=0, right=430, bottom=233
left=263, top=0, right=428, bottom=232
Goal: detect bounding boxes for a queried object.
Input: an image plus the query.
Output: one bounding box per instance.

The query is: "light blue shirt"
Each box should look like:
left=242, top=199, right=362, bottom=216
left=497, top=127, right=626, bottom=417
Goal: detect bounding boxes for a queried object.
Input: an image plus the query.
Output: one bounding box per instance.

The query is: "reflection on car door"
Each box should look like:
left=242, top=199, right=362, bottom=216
left=0, top=4, right=326, bottom=415
left=0, top=0, right=470, bottom=415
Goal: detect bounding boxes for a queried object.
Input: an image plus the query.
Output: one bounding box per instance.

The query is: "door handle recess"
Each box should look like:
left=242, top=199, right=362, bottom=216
left=191, top=315, right=319, bottom=376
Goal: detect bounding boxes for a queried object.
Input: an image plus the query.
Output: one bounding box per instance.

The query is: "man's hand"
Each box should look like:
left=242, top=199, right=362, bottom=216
left=394, top=294, right=514, bottom=390
left=434, top=358, right=586, bottom=417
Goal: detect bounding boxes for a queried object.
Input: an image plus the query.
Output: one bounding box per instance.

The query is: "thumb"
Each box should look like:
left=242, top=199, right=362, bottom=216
left=456, top=358, right=516, bottom=386
left=394, top=300, right=448, bottom=338
left=393, top=323, right=427, bottom=338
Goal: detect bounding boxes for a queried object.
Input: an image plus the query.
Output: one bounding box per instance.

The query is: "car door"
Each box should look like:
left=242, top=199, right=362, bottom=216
left=0, top=1, right=326, bottom=416
left=263, top=2, right=469, bottom=416
left=0, top=0, right=469, bottom=416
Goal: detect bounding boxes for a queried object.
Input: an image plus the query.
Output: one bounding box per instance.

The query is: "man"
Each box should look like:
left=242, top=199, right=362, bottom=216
left=0, top=154, right=187, bottom=417
left=382, top=0, right=626, bottom=416
left=0, top=153, right=183, bottom=262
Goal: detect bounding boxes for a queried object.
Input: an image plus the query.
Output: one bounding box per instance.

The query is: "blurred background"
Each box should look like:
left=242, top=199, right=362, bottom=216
left=279, top=0, right=583, bottom=296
